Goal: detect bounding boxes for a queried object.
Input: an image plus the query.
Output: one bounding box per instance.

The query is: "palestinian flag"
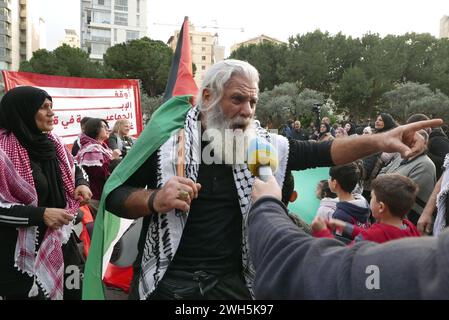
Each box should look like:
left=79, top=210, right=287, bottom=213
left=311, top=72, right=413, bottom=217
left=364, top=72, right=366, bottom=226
left=163, top=16, right=198, bottom=101
left=82, top=17, right=198, bottom=300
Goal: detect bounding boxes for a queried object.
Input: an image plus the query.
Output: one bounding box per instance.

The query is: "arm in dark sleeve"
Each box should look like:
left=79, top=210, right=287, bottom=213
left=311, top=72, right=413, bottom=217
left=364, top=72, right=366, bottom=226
left=287, top=139, right=335, bottom=171
left=108, top=135, right=119, bottom=150
left=362, top=153, right=381, bottom=178
left=249, top=197, right=449, bottom=299
left=75, top=163, right=89, bottom=187
left=71, top=142, right=80, bottom=157
left=0, top=205, right=45, bottom=228
left=105, top=152, right=158, bottom=218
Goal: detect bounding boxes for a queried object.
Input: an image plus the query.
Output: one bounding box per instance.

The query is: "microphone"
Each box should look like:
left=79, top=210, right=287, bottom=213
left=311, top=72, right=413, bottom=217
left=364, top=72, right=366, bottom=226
left=247, top=137, right=278, bottom=182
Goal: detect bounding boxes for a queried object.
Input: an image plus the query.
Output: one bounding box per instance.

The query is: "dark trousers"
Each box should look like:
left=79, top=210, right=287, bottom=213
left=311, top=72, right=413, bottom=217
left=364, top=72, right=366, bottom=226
left=129, top=269, right=252, bottom=300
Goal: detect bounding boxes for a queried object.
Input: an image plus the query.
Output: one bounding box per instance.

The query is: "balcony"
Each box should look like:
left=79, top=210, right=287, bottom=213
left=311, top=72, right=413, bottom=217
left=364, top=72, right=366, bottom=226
left=0, top=27, right=11, bottom=37
left=0, top=12, right=10, bottom=23
left=0, top=51, right=11, bottom=62
left=0, top=1, right=10, bottom=9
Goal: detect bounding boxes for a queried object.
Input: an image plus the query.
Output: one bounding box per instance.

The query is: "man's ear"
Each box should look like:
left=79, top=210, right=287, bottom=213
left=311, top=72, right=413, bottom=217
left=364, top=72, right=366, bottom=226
left=202, top=88, right=212, bottom=106
left=289, top=190, right=298, bottom=203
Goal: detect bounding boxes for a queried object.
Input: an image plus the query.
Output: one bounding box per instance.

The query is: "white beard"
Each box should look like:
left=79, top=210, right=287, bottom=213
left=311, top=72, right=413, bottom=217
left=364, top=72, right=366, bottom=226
left=202, top=104, right=256, bottom=165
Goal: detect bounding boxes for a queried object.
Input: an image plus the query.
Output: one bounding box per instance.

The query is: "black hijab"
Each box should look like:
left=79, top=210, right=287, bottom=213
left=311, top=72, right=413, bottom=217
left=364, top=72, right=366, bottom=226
left=0, top=86, right=66, bottom=208
left=0, top=86, right=55, bottom=161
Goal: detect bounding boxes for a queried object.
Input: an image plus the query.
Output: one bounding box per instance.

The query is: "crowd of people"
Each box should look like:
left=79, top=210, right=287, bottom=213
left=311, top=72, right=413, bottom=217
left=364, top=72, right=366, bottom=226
left=1, top=59, right=448, bottom=300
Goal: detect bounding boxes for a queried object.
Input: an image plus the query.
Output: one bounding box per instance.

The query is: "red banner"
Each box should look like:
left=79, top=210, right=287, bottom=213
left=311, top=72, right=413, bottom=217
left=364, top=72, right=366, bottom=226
left=2, top=71, right=143, bottom=145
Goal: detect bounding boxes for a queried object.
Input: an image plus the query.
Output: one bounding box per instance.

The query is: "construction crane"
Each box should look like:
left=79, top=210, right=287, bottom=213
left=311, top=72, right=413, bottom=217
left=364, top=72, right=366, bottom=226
left=153, top=21, right=244, bottom=36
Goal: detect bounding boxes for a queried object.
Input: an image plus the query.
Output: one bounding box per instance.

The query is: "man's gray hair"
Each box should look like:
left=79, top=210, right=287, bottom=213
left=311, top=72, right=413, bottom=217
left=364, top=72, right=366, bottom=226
left=197, top=59, right=259, bottom=112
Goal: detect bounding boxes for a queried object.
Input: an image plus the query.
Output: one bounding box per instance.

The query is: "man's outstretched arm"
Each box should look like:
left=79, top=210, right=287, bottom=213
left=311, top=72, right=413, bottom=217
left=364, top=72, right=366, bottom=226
left=249, top=176, right=449, bottom=299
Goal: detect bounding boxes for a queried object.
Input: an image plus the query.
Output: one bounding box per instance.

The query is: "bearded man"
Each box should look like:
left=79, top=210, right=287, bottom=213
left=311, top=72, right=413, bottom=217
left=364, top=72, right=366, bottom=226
left=102, top=60, right=441, bottom=300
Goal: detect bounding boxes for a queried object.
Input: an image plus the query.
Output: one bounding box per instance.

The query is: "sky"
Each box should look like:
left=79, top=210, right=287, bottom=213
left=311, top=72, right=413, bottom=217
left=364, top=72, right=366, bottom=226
left=41, top=0, right=448, bottom=56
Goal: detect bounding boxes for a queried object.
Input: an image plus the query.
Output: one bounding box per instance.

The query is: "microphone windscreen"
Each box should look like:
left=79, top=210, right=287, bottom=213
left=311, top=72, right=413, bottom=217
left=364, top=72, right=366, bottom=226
left=247, top=137, right=278, bottom=177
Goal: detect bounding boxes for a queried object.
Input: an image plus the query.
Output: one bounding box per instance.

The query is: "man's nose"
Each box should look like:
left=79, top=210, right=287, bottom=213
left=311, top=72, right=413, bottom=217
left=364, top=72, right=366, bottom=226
left=240, top=101, right=252, bottom=118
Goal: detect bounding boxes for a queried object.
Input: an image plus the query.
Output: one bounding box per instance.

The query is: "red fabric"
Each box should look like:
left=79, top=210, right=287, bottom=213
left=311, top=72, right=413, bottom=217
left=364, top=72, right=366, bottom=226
left=312, top=228, right=334, bottom=239
left=351, top=219, right=420, bottom=244
left=314, top=219, right=420, bottom=245
left=79, top=205, right=93, bottom=258
left=103, top=264, right=133, bottom=293
left=172, top=18, right=198, bottom=100
left=77, top=205, right=133, bottom=293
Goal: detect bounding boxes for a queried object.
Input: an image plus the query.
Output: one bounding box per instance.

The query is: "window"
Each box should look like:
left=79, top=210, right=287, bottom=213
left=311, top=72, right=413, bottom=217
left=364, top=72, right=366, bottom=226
left=115, top=12, right=128, bottom=25
left=92, top=11, right=111, bottom=24
left=0, top=21, right=10, bottom=34
left=136, top=15, right=140, bottom=27
left=202, top=56, right=206, bottom=61
left=136, top=0, right=140, bottom=13
left=91, top=42, right=110, bottom=55
left=202, top=47, right=206, bottom=52
left=96, top=0, right=111, bottom=6
left=115, top=0, right=128, bottom=11
left=126, top=30, right=139, bottom=41
left=201, top=65, right=206, bottom=70
left=202, top=37, right=206, bottom=42
left=91, top=28, right=111, bottom=42
left=0, top=8, right=10, bottom=21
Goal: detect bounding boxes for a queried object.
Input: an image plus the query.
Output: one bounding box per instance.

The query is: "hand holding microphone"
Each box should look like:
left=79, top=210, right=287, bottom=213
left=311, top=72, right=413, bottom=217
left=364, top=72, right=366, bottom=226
left=247, top=137, right=279, bottom=182
left=248, top=137, right=282, bottom=202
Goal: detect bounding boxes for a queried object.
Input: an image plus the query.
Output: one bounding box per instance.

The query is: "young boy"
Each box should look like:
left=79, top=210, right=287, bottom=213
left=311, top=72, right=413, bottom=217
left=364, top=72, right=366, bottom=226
left=328, top=163, right=371, bottom=240
left=312, top=174, right=421, bottom=244
left=282, top=171, right=311, bottom=234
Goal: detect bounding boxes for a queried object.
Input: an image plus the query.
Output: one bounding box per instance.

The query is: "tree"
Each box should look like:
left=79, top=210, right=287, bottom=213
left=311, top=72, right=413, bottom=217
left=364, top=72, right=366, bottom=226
left=255, top=82, right=331, bottom=129
left=283, top=30, right=332, bottom=92
left=103, top=37, right=173, bottom=96
left=19, top=45, right=105, bottom=78
left=334, top=66, right=370, bottom=121
left=381, top=82, right=449, bottom=123
left=230, top=42, right=287, bottom=91
left=140, top=91, right=163, bottom=124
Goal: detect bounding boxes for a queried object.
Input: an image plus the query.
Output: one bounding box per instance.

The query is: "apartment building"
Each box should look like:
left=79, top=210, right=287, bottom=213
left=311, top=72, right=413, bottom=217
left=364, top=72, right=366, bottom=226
left=59, top=29, right=80, bottom=48
left=0, top=0, right=45, bottom=71
left=167, top=24, right=225, bottom=86
left=440, top=15, right=449, bottom=39
left=230, top=34, right=285, bottom=53
left=80, top=0, right=147, bottom=61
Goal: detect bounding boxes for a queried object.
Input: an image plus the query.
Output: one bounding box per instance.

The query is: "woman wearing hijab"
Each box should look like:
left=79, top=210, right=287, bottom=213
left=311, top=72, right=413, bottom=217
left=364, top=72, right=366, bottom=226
left=0, top=86, right=92, bottom=300
left=76, top=118, right=120, bottom=216
left=318, top=123, right=334, bottom=142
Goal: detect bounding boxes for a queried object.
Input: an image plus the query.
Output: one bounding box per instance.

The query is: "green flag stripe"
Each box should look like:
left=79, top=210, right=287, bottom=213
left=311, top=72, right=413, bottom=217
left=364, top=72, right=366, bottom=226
left=82, top=95, right=193, bottom=300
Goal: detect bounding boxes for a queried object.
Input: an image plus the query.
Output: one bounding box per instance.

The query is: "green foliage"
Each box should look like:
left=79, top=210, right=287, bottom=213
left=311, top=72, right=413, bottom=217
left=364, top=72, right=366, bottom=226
left=334, top=66, right=370, bottom=120
left=103, top=37, right=173, bottom=97
left=140, top=91, right=163, bottom=123
left=19, top=45, right=105, bottom=78
left=381, top=82, right=449, bottom=123
left=230, top=42, right=287, bottom=91
left=255, top=82, right=331, bottom=128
